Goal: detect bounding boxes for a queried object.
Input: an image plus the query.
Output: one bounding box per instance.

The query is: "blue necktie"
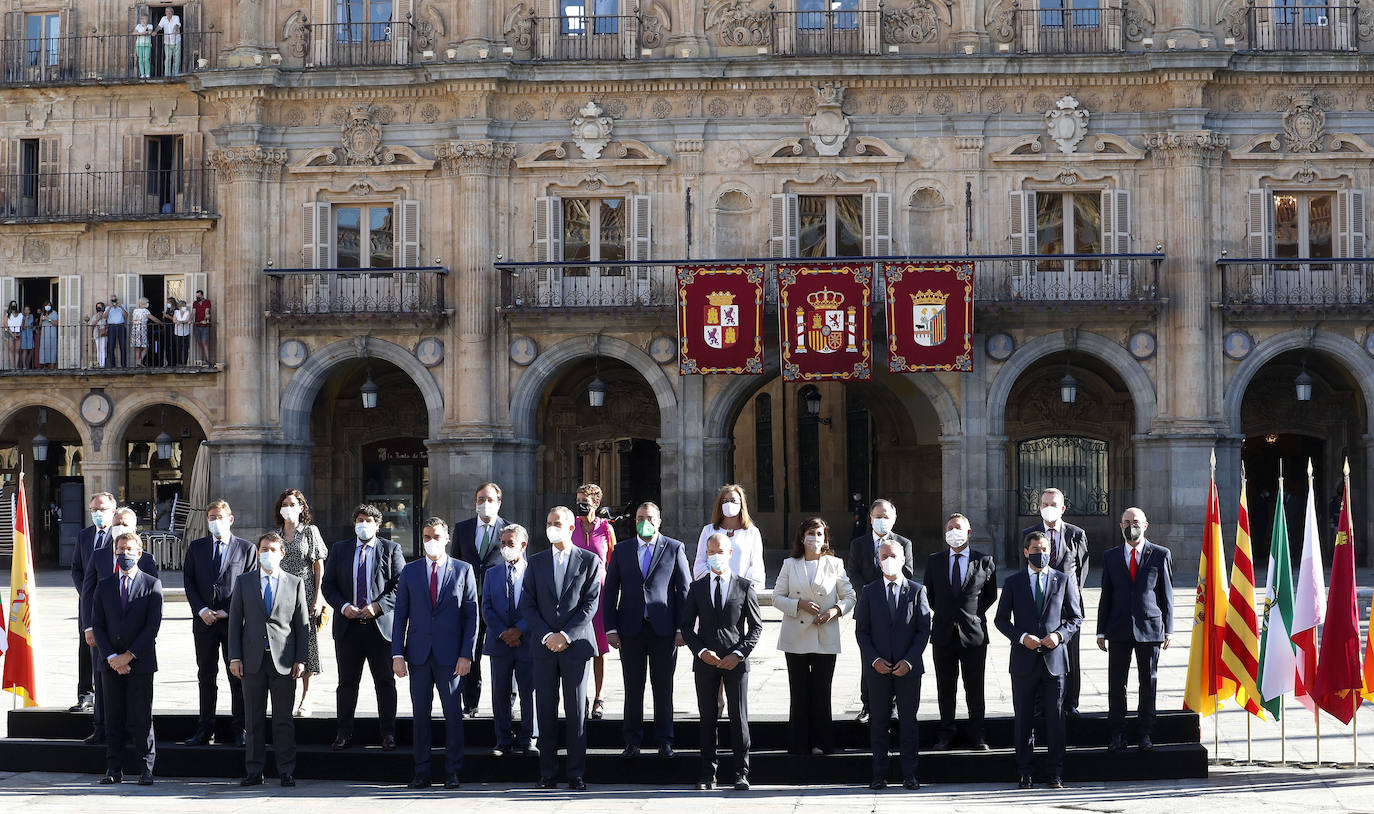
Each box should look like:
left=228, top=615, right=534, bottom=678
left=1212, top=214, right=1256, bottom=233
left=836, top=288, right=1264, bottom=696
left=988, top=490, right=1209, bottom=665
left=506, top=565, right=516, bottom=619
left=263, top=578, right=274, bottom=650
left=213, top=540, right=224, bottom=574
left=640, top=542, right=652, bottom=578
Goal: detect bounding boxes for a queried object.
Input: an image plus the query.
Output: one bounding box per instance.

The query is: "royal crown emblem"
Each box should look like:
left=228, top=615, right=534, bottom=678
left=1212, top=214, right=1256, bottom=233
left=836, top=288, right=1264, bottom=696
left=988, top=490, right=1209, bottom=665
left=910, top=289, right=948, bottom=347
left=796, top=286, right=856, bottom=355
left=703, top=291, right=740, bottom=350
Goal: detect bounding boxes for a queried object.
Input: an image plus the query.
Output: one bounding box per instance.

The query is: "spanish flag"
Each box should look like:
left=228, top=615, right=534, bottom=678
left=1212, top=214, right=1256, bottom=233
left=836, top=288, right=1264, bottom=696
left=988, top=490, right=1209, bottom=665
left=1220, top=471, right=1264, bottom=718
left=1185, top=453, right=1229, bottom=716
left=2, top=473, right=39, bottom=706
left=1313, top=462, right=1362, bottom=724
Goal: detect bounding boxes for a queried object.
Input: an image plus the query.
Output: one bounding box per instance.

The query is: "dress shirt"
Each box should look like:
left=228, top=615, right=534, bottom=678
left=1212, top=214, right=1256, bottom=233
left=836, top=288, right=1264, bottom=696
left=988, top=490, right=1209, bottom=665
left=108, top=569, right=140, bottom=665
left=475, top=521, right=499, bottom=560
left=948, top=546, right=968, bottom=587
left=506, top=558, right=527, bottom=608
left=345, top=537, right=376, bottom=614
left=872, top=532, right=893, bottom=558
left=1098, top=541, right=1150, bottom=642
left=541, top=544, right=573, bottom=646
left=197, top=535, right=229, bottom=618
left=607, top=535, right=661, bottom=636
left=876, top=574, right=910, bottom=669
left=697, top=571, right=744, bottom=660
left=1021, top=566, right=1060, bottom=648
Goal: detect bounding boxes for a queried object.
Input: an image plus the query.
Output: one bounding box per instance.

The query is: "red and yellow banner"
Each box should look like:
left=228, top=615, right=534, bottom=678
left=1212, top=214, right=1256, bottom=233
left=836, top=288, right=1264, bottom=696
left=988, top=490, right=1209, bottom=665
left=883, top=261, right=974, bottom=372
left=1184, top=460, right=1227, bottom=717
left=1220, top=474, right=1264, bottom=718
left=3, top=475, right=38, bottom=706
left=778, top=263, right=872, bottom=382
left=676, top=264, right=765, bottom=375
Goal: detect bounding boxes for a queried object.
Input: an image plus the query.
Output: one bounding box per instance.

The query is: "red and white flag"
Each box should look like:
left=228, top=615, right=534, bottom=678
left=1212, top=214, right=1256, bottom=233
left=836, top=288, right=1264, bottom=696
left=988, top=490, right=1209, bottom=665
left=1290, top=461, right=1326, bottom=714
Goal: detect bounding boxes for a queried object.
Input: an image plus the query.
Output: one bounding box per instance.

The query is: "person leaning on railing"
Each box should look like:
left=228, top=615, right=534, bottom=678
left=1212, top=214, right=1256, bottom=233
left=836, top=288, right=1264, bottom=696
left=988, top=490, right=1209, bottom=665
left=133, top=14, right=153, bottom=79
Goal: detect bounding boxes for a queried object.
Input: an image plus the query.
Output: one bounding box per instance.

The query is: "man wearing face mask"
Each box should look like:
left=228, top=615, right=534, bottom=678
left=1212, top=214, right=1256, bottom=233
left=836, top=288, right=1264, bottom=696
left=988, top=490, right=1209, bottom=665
left=182, top=500, right=256, bottom=748
left=228, top=533, right=309, bottom=788
left=452, top=482, right=510, bottom=716
left=70, top=492, right=118, bottom=720
left=90, top=533, right=163, bottom=786
left=995, top=531, right=1083, bottom=790
left=520, top=506, right=602, bottom=791
left=924, top=513, right=998, bottom=751
left=846, top=499, right=914, bottom=724
left=604, top=501, right=692, bottom=758
left=392, top=519, right=478, bottom=789
left=1097, top=507, right=1173, bottom=752
left=1021, top=487, right=1090, bottom=717
left=855, top=540, right=931, bottom=791
left=482, top=525, right=536, bottom=757
left=321, top=504, right=407, bottom=751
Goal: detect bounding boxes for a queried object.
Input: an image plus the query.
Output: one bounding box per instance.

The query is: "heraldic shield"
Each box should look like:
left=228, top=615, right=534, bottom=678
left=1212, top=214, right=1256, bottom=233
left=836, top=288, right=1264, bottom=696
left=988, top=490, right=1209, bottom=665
left=705, top=292, right=740, bottom=350
left=778, top=263, right=871, bottom=381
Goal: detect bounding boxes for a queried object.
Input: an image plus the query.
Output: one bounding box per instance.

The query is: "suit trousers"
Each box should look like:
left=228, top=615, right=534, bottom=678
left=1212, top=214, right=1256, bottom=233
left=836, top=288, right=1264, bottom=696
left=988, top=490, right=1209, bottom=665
left=488, top=654, right=535, bottom=749
left=334, top=620, right=397, bottom=738
left=864, top=672, right=921, bottom=781
left=242, top=662, right=298, bottom=776
left=90, top=644, right=107, bottom=737
left=1064, top=632, right=1082, bottom=711
left=1012, top=661, right=1066, bottom=777
left=1107, top=639, right=1162, bottom=738
left=102, top=671, right=156, bottom=776
left=784, top=652, right=836, bottom=753
left=77, top=620, right=94, bottom=697
left=620, top=629, right=679, bottom=747
left=932, top=641, right=987, bottom=741
left=192, top=618, right=244, bottom=731
left=533, top=651, right=591, bottom=780
left=694, top=665, right=750, bottom=782
left=462, top=615, right=486, bottom=710
left=409, top=656, right=465, bottom=778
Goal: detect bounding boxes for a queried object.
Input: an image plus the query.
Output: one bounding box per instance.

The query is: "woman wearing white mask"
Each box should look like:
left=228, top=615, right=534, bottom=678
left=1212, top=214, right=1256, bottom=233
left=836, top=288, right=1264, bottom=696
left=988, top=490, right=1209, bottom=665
left=773, top=517, right=856, bottom=755
left=693, top=484, right=765, bottom=590
left=273, top=488, right=328, bottom=716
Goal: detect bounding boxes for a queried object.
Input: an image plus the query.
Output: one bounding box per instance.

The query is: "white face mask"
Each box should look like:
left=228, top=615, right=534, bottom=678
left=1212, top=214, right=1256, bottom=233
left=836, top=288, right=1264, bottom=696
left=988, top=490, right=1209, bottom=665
left=546, top=525, right=567, bottom=546
left=720, top=500, right=741, bottom=519
left=477, top=499, right=499, bottom=521
left=871, top=517, right=893, bottom=536
left=108, top=524, right=128, bottom=540
left=804, top=534, right=824, bottom=552
left=707, top=552, right=731, bottom=574
left=259, top=550, right=282, bottom=572
left=1040, top=505, right=1063, bottom=525
left=355, top=521, right=375, bottom=541
left=208, top=517, right=231, bottom=539
left=945, top=529, right=968, bottom=548
left=500, top=545, right=523, bottom=564
left=423, top=538, right=446, bottom=559
left=880, top=557, right=904, bottom=577
left=280, top=505, right=301, bottom=524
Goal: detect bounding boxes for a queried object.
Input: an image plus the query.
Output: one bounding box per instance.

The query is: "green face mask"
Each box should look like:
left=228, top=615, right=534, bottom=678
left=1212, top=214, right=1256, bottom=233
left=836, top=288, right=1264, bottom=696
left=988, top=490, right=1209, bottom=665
left=636, top=520, right=656, bottom=540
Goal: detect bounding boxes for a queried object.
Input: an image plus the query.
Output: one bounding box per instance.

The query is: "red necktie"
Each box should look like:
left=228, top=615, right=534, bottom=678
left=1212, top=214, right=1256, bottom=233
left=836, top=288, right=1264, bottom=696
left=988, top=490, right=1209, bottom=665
left=430, top=561, right=439, bottom=608
left=1129, top=547, right=1139, bottom=581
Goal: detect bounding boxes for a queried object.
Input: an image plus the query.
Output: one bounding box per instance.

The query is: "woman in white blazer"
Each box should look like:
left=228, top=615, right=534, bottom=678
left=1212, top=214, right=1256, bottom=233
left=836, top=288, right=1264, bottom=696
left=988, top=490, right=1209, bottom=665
left=773, top=517, right=856, bottom=755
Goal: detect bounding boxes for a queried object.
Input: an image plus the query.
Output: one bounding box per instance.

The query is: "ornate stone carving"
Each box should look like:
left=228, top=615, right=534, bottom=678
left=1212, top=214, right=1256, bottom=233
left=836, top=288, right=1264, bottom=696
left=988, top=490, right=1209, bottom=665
left=435, top=141, right=517, bottom=175
left=882, top=0, right=945, bottom=43
left=1361, top=6, right=1374, bottom=43
left=284, top=12, right=310, bottom=58
left=1282, top=91, right=1326, bottom=153
left=504, top=4, right=535, bottom=50
left=334, top=104, right=397, bottom=166
left=148, top=234, right=172, bottom=260
left=413, top=4, right=447, bottom=52
left=209, top=146, right=289, bottom=181
left=806, top=84, right=851, bottom=157
left=1045, top=95, right=1089, bottom=154
left=988, top=0, right=1017, bottom=43
left=639, top=2, right=670, bottom=48
left=1216, top=0, right=1249, bottom=42
left=570, top=100, right=614, bottom=160
left=705, top=0, right=772, bottom=46
left=23, top=238, right=49, bottom=264
left=1144, top=131, right=1230, bottom=166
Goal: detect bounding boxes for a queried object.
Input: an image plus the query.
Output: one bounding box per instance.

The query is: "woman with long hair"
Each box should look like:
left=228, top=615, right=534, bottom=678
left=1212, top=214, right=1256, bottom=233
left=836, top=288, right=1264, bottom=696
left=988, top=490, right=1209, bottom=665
left=692, top=484, right=766, bottom=590
left=571, top=482, right=615, bottom=719
left=273, top=488, right=328, bottom=716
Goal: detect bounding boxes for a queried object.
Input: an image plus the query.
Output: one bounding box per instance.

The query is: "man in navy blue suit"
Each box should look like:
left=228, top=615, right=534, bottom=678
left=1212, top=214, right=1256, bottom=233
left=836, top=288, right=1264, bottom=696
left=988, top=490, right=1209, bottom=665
left=995, top=531, right=1082, bottom=790
left=1097, top=507, right=1174, bottom=752
left=70, top=492, right=115, bottom=725
left=855, top=540, right=931, bottom=791
left=451, top=482, right=510, bottom=715
left=604, top=501, right=691, bottom=758
left=481, top=524, right=535, bottom=757
left=181, top=499, right=256, bottom=747
left=90, top=532, right=163, bottom=786
left=519, top=506, right=602, bottom=791
left=392, top=518, right=479, bottom=789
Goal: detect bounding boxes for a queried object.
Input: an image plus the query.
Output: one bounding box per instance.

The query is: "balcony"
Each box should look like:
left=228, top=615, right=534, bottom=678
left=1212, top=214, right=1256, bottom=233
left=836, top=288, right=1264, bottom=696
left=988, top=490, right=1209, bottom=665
left=0, top=169, right=215, bottom=224
left=1218, top=257, right=1374, bottom=315
left=1009, top=6, right=1125, bottom=54
left=301, top=21, right=416, bottom=67
left=973, top=254, right=1163, bottom=315
left=0, top=322, right=218, bottom=375
left=529, top=14, right=646, bottom=59
left=1244, top=3, right=1359, bottom=51
left=0, top=32, right=221, bottom=87
left=772, top=9, right=883, bottom=56
left=264, top=267, right=449, bottom=322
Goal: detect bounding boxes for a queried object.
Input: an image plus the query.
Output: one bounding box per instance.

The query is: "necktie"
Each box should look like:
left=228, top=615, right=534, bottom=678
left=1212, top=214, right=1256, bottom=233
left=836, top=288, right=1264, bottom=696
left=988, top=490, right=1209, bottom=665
left=887, top=581, right=897, bottom=616
left=640, top=542, right=652, bottom=579
left=951, top=551, right=962, bottom=587
left=480, top=524, right=493, bottom=559
left=263, top=577, right=274, bottom=612
left=1129, top=547, right=1139, bottom=580
left=430, top=561, right=439, bottom=608
left=213, top=540, right=224, bottom=574
left=355, top=544, right=369, bottom=608
left=1034, top=572, right=1045, bottom=614
left=555, top=550, right=567, bottom=594
left=714, top=577, right=724, bottom=612
left=1049, top=528, right=1059, bottom=564
left=506, top=564, right=516, bottom=613
left=121, top=575, right=130, bottom=610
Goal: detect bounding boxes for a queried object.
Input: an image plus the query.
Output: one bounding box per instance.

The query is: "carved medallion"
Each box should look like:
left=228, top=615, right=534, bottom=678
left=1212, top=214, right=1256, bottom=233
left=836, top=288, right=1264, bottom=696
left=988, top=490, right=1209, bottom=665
left=570, top=100, right=614, bottom=160
left=807, top=83, right=852, bottom=157
left=415, top=337, right=444, bottom=367
left=148, top=234, right=172, bottom=260
left=1282, top=91, right=1326, bottom=153
left=1045, top=95, right=1089, bottom=154
left=337, top=104, right=396, bottom=166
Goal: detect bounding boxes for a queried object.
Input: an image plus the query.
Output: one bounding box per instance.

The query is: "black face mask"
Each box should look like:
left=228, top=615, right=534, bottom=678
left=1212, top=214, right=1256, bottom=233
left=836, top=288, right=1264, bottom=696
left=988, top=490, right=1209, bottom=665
left=1122, top=525, right=1143, bottom=543
left=575, top=501, right=593, bottom=517
left=1027, top=552, right=1050, bottom=570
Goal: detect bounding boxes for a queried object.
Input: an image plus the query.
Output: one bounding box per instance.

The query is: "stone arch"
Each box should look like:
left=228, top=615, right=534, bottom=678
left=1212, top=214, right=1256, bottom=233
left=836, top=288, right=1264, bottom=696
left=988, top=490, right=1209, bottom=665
left=1224, top=329, right=1374, bottom=437
left=0, top=394, right=92, bottom=451
left=279, top=338, right=445, bottom=443
left=103, top=391, right=216, bottom=451
left=987, top=331, right=1157, bottom=436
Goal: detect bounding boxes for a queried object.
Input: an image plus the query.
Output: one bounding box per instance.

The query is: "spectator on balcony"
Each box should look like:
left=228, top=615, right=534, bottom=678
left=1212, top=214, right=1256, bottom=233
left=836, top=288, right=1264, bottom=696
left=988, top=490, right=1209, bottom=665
left=192, top=289, right=211, bottom=365
left=4, top=302, right=18, bottom=369
left=173, top=298, right=192, bottom=367
left=157, top=8, right=182, bottom=77
left=19, top=305, right=35, bottom=369
left=38, top=301, right=57, bottom=370
left=131, top=297, right=162, bottom=367
left=106, top=296, right=128, bottom=368
left=88, top=302, right=108, bottom=369
left=158, top=300, right=177, bottom=367
left=133, top=15, right=154, bottom=79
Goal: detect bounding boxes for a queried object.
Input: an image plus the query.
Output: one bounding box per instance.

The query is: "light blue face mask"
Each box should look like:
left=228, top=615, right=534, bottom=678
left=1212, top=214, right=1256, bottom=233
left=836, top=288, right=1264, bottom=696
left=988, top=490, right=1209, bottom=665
left=707, top=553, right=730, bottom=573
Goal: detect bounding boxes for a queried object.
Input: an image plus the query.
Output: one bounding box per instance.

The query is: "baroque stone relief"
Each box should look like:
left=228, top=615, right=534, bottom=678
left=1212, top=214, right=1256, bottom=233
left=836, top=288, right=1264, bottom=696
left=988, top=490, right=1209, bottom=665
left=570, top=100, right=613, bottom=160
left=705, top=0, right=772, bottom=46
left=807, top=84, right=851, bottom=157
left=1045, top=95, right=1089, bottom=154
left=882, top=0, right=951, bottom=44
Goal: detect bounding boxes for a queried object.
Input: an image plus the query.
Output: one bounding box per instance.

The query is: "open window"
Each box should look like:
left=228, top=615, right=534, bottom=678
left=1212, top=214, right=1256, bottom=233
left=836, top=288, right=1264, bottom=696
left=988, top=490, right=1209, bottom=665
left=534, top=193, right=650, bottom=305
left=1250, top=189, right=1365, bottom=302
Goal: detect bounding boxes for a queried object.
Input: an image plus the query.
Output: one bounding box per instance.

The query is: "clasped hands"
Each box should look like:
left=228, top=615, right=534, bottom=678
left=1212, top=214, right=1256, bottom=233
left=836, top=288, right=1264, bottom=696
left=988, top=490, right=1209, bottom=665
left=871, top=658, right=914, bottom=677
left=198, top=608, right=228, bottom=625
left=343, top=602, right=379, bottom=620
left=544, top=632, right=570, bottom=653
left=107, top=652, right=135, bottom=675
left=1022, top=633, right=1060, bottom=651
left=699, top=650, right=741, bottom=670
left=797, top=600, right=839, bottom=626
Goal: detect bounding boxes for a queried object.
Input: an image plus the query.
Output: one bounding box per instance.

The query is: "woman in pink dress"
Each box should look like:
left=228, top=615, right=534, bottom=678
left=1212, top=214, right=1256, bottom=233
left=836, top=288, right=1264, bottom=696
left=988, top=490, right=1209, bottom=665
left=572, top=482, right=616, bottom=719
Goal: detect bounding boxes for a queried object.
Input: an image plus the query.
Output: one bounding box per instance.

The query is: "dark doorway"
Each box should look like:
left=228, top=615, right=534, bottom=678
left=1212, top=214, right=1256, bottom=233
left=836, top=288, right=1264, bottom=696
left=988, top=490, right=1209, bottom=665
left=1242, top=432, right=1327, bottom=569
left=362, top=437, right=428, bottom=558
left=145, top=135, right=183, bottom=213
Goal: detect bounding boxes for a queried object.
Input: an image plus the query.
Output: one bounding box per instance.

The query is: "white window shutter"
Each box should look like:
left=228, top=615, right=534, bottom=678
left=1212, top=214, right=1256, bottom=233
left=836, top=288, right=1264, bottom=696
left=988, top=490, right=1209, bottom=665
left=1338, top=189, right=1366, bottom=258
left=397, top=199, right=420, bottom=267
left=301, top=201, right=332, bottom=268
left=859, top=0, right=882, bottom=54
left=1101, top=189, right=1131, bottom=295
left=862, top=192, right=892, bottom=256
left=189, top=272, right=208, bottom=301
left=628, top=194, right=652, bottom=304
left=1009, top=190, right=1036, bottom=294
left=59, top=274, right=80, bottom=368
left=1247, top=189, right=1273, bottom=258
left=122, top=273, right=141, bottom=307
left=534, top=195, right=563, bottom=306
left=770, top=193, right=798, bottom=257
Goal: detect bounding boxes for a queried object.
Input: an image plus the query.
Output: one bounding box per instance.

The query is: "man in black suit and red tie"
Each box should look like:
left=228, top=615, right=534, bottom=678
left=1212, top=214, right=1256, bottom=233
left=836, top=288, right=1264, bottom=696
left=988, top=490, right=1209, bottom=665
left=70, top=492, right=116, bottom=723
left=451, top=482, right=510, bottom=716
left=1020, top=487, right=1090, bottom=717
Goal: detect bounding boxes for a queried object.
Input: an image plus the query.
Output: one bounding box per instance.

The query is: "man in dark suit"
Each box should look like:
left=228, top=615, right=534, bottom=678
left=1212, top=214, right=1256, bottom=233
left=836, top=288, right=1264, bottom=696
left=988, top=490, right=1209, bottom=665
left=855, top=539, right=931, bottom=791
left=321, top=503, right=407, bottom=750
left=392, top=518, right=479, bottom=789
left=182, top=499, right=256, bottom=747
left=70, top=492, right=116, bottom=721
left=605, top=501, right=692, bottom=758
left=451, top=482, right=510, bottom=716
left=846, top=498, right=915, bottom=724
left=1097, top=506, right=1174, bottom=752
left=1020, top=487, right=1090, bottom=717
left=90, top=532, right=163, bottom=786
left=482, top=524, right=535, bottom=756
left=924, top=513, right=998, bottom=750
left=519, top=506, right=602, bottom=791
left=228, top=532, right=309, bottom=788
left=995, top=531, right=1083, bottom=790
left=682, top=532, right=763, bottom=792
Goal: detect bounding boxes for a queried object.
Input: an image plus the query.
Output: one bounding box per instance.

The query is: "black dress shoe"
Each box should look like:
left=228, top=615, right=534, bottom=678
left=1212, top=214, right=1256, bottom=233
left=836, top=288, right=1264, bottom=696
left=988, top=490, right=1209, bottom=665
left=621, top=744, right=641, bottom=758
left=234, top=731, right=246, bottom=747
left=183, top=729, right=213, bottom=747
left=658, top=744, right=675, bottom=758
left=869, top=778, right=887, bottom=790
left=331, top=735, right=352, bottom=750
left=407, top=775, right=431, bottom=789
left=99, top=773, right=122, bottom=785
left=84, top=733, right=106, bottom=746
left=569, top=777, right=587, bottom=791
left=490, top=746, right=507, bottom=757
left=537, top=777, right=558, bottom=790
left=1065, top=708, right=1081, bottom=719
left=444, top=774, right=460, bottom=790
left=855, top=707, right=871, bottom=724
left=971, top=740, right=990, bottom=751
left=733, top=777, right=750, bottom=791
left=1138, top=736, right=1154, bottom=752
left=695, top=780, right=714, bottom=790
left=462, top=704, right=478, bottom=718
left=381, top=734, right=397, bottom=751
left=241, top=773, right=264, bottom=787
left=903, top=779, right=921, bottom=791
left=1017, top=776, right=1033, bottom=789
left=1108, top=734, right=1127, bottom=752
left=1046, top=776, right=1064, bottom=789
left=512, top=743, right=532, bottom=755
left=138, top=770, right=154, bottom=786
left=932, top=735, right=953, bottom=751
left=280, top=774, right=296, bottom=787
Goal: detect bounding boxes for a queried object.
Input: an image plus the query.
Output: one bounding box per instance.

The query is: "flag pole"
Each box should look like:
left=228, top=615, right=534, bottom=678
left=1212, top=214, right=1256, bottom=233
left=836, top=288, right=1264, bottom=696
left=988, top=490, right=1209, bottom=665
left=1281, top=701, right=1286, bottom=765
left=1346, top=458, right=1357, bottom=771
left=1246, top=712, right=1252, bottom=765
left=9, top=461, right=19, bottom=711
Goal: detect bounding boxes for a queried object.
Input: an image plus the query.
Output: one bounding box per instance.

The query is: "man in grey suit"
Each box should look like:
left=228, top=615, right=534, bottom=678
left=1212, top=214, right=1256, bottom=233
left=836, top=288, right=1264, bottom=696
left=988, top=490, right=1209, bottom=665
left=229, top=533, right=309, bottom=788
left=519, top=506, right=602, bottom=792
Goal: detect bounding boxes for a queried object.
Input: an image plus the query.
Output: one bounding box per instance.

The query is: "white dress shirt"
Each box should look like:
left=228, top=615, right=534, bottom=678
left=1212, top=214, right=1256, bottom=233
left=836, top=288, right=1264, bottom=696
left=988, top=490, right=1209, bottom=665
left=504, top=558, right=527, bottom=608
left=698, top=571, right=743, bottom=659
left=542, top=545, right=573, bottom=645
left=475, top=520, right=499, bottom=560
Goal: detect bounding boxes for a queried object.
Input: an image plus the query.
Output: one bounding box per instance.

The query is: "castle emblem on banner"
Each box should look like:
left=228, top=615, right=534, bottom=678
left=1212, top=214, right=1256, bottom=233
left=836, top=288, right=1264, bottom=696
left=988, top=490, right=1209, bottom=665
left=910, top=289, right=948, bottom=347
left=704, top=291, right=740, bottom=350
left=796, top=287, right=857, bottom=355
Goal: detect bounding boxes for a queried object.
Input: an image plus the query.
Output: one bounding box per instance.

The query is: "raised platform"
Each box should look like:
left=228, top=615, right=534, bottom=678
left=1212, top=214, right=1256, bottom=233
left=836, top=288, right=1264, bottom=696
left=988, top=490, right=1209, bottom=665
left=1, top=708, right=1207, bottom=785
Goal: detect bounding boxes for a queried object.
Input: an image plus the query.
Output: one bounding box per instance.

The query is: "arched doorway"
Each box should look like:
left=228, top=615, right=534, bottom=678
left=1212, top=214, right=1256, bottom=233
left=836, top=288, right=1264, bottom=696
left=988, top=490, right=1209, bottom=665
left=115, top=403, right=208, bottom=534
left=0, top=405, right=84, bottom=563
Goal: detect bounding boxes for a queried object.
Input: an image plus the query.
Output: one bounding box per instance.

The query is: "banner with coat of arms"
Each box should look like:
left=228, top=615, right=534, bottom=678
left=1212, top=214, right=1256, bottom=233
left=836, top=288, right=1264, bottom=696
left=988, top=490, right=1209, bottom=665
left=676, top=264, right=765, bottom=375
left=778, top=263, right=872, bottom=381
left=884, top=261, right=974, bottom=372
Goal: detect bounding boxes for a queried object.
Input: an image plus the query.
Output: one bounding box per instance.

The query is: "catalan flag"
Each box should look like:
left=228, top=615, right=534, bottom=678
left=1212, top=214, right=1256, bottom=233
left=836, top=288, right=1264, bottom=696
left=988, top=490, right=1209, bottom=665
left=2, top=474, right=39, bottom=706
left=1291, top=461, right=1326, bottom=715
left=1220, top=472, right=1264, bottom=718
left=1258, top=472, right=1296, bottom=719
left=1185, top=455, right=1229, bottom=716
left=1313, top=462, right=1362, bottom=724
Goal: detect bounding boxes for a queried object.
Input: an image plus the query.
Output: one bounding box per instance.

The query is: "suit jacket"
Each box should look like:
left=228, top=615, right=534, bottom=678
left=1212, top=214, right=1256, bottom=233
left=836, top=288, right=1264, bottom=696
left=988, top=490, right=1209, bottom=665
left=1020, top=521, right=1090, bottom=587
left=321, top=536, right=407, bottom=642
left=994, top=568, right=1083, bottom=677
left=854, top=577, right=932, bottom=677
left=772, top=555, right=857, bottom=655
left=71, top=523, right=105, bottom=593
left=518, top=545, right=602, bottom=661
left=91, top=570, right=163, bottom=674
left=680, top=573, right=762, bottom=671
left=183, top=533, right=256, bottom=615
left=392, top=556, right=479, bottom=666
left=1097, top=540, right=1174, bottom=643
left=603, top=533, right=691, bottom=639
left=227, top=570, right=310, bottom=675
left=451, top=516, right=511, bottom=587
left=481, top=561, right=532, bottom=660
left=847, top=532, right=916, bottom=587
left=924, top=547, right=998, bottom=648
left=81, top=542, right=158, bottom=630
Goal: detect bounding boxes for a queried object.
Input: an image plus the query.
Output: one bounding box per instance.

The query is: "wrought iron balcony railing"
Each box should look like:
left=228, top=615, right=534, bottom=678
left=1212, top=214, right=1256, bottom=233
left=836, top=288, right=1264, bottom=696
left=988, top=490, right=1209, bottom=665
left=0, top=321, right=218, bottom=374
left=0, top=169, right=215, bottom=223
left=1218, top=257, right=1374, bottom=312
left=772, top=9, right=884, bottom=56
left=264, top=267, right=448, bottom=318
left=0, top=31, right=221, bottom=86
left=528, top=14, right=645, bottom=59
left=1010, top=6, right=1125, bottom=54
left=1245, top=3, right=1359, bottom=51
left=974, top=254, right=1162, bottom=306
left=301, top=20, right=416, bottom=67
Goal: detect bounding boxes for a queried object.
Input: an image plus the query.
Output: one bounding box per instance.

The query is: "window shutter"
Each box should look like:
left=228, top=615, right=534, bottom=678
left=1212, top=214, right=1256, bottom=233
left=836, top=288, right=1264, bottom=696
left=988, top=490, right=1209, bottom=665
left=860, top=0, right=882, bottom=54
left=38, top=136, right=59, bottom=216
left=184, top=133, right=205, bottom=213
left=1009, top=190, right=1036, bottom=294
left=770, top=193, right=798, bottom=257
left=0, top=275, right=15, bottom=314
left=627, top=193, right=651, bottom=303
left=115, top=273, right=140, bottom=309
left=0, top=139, right=14, bottom=216
left=534, top=195, right=563, bottom=305
left=301, top=202, right=324, bottom=267
left=862, top=192, right=892, bottom=256
left=1247, top=189, right=1272, bottom=258
left=59, top=274, right=80, bottom=368
left=397, top=199, right=420, bottom=266
left=1338, top=189, right=1366, bottom=258
left=1101, top=188, right=1130, bottom=294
